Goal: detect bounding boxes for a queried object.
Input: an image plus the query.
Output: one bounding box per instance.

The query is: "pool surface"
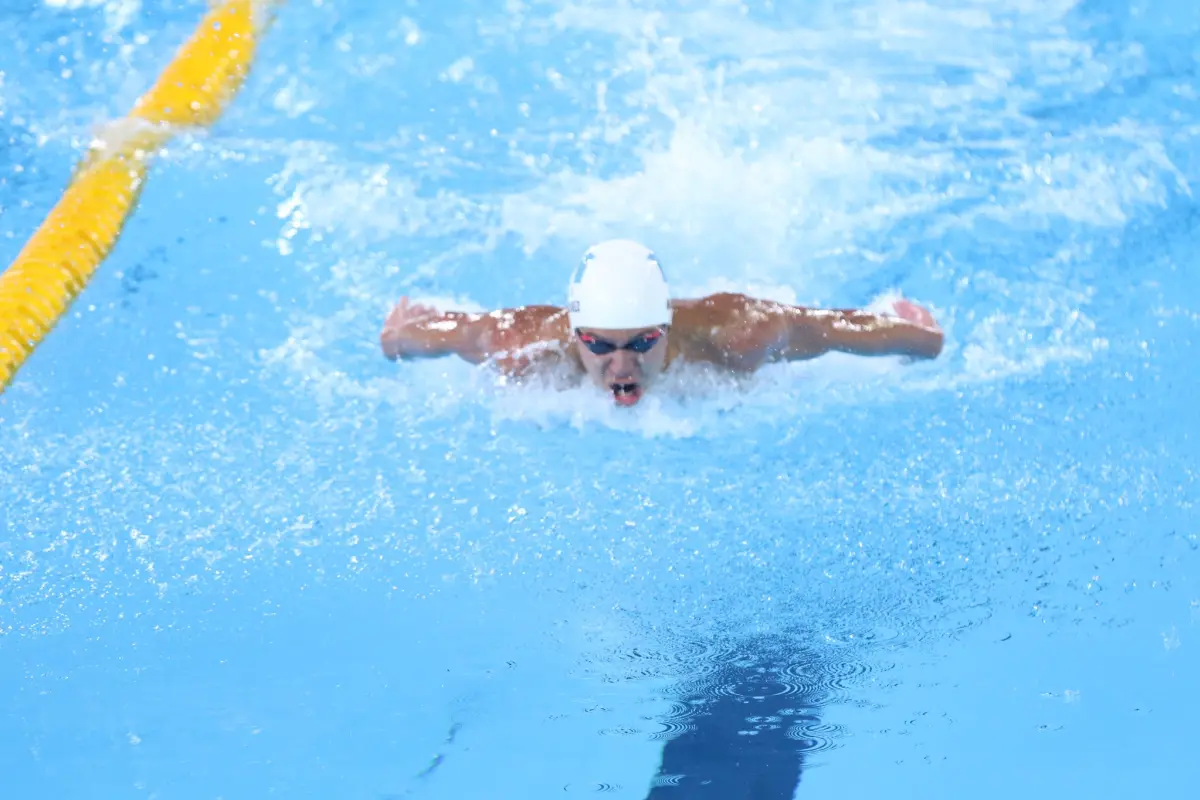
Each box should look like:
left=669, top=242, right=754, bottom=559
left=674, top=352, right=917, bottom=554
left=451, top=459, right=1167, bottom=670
left=2, top=0, right=1198, bottom=797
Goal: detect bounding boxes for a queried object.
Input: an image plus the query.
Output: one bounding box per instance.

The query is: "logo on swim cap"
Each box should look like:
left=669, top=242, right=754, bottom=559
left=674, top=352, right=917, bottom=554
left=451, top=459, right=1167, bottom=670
left=646, top=252, right=665, bottom=277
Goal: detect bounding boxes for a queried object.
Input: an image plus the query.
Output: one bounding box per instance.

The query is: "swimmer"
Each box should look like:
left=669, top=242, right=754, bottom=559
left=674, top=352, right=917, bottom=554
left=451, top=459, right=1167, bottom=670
left=380, top=239, right=943, bottom=407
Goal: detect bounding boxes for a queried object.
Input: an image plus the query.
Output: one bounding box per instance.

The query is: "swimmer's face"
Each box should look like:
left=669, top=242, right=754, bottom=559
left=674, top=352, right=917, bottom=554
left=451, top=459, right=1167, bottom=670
left=573, top=326, right=668, bottom=407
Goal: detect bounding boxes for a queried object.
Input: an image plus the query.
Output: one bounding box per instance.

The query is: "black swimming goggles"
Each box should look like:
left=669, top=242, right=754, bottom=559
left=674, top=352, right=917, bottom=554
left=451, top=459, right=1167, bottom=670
left=575, top=328, right=665, bottom=356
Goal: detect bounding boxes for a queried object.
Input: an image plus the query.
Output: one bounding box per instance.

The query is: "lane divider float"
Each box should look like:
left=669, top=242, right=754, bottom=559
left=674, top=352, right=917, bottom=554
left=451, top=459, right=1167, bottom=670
left=0, top=0, right=282, bottom=393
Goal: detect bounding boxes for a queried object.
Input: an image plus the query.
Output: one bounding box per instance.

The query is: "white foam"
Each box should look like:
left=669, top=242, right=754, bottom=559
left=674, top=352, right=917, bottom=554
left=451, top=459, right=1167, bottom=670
left=480, top=328, right=923, bottom=440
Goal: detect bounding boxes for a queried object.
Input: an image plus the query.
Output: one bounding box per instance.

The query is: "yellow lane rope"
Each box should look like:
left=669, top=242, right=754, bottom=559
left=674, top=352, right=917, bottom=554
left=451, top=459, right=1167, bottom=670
left=0, top=0, right=281, bottom=393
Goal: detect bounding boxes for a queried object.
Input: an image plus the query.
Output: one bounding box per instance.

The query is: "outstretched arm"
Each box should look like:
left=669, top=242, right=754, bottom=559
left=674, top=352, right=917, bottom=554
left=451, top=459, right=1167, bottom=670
left=782, top=299, right=944, bottom=360
left=380, top=297, right=567, bottom=367
left=684, top=293, right=943, bottom=370
left=380, top=298, right=489, bottom=362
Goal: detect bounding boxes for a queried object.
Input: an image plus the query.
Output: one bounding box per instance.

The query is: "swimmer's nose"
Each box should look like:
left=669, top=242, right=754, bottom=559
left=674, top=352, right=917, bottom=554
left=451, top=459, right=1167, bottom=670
left=608, top=350, right=641, bottom=378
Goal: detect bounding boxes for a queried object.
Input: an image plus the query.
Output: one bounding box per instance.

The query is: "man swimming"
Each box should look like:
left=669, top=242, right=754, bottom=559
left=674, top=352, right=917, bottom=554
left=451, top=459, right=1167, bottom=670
left=380, top=239, right=944, bottom=407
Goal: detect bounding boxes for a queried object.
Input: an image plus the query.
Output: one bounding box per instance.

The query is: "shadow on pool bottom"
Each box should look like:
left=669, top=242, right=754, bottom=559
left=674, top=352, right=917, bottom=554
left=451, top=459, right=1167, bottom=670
left=396, top=635, right=845, bottom=799
left=640, top=639, right=845, bottom=800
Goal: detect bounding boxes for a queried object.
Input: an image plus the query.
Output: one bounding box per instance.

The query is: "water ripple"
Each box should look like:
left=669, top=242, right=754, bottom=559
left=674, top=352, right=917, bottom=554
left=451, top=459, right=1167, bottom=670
left=646, top=701, right=704, bottom=740
left=785, top=720, right=848, bottom=753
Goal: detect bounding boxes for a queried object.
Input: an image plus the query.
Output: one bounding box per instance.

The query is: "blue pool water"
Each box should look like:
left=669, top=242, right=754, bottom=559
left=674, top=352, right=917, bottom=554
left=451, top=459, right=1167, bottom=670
left=2, top=0, right=1198, bottom=797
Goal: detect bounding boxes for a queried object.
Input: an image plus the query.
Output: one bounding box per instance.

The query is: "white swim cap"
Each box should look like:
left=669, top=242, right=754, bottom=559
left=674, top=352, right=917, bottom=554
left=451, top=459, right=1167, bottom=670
left=567, top=239, right=673, bottom=330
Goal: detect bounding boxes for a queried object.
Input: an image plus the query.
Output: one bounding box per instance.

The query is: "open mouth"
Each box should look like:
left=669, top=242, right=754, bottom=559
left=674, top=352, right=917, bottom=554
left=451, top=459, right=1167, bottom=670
left=611, top=382, right=642, bottom=407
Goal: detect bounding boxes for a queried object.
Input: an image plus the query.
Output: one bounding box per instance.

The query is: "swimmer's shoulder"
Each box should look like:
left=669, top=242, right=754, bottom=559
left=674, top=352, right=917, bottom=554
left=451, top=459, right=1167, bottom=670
left=668, top=293, right=772, bottom=368
left=482, top=304, right=572, bottom=365
left=484, top=304, right=569, bottom=339
left=528, top=304, right=570, bottom=343
left=485, top=305, right=578, bottom=378
left=669, top=293, right=758, bottom=334
left=669, top=292, right=758, bottom=320
left=667, top=296, right=727, bottom=363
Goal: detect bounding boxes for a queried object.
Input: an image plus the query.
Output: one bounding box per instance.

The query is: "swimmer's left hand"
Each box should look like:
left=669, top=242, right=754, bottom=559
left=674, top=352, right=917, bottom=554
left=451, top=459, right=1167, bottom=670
left=890, top=298, right=939, bottom=330
left=381, top=296, right=443, bottom=360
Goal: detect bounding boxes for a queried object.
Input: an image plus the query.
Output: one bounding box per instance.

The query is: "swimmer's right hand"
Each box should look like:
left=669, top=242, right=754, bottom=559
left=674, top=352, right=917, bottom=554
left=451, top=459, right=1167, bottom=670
left=380, top=296, right=443, bottom=360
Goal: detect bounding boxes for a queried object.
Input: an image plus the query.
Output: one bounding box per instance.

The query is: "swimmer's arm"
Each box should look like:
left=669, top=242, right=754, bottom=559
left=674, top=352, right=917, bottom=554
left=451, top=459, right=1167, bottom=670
left=381, top=310, right=493, bottom=363
left=778, top=306, right=944, bottom=361
left=381, top=302, right=567, bottom=366
left=696, top=294, right=943, bottom=367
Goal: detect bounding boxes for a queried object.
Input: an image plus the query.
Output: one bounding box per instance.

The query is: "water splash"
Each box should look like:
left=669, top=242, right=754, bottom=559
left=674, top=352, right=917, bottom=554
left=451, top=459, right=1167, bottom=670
left=239, top=0, right=1172, bottom=423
